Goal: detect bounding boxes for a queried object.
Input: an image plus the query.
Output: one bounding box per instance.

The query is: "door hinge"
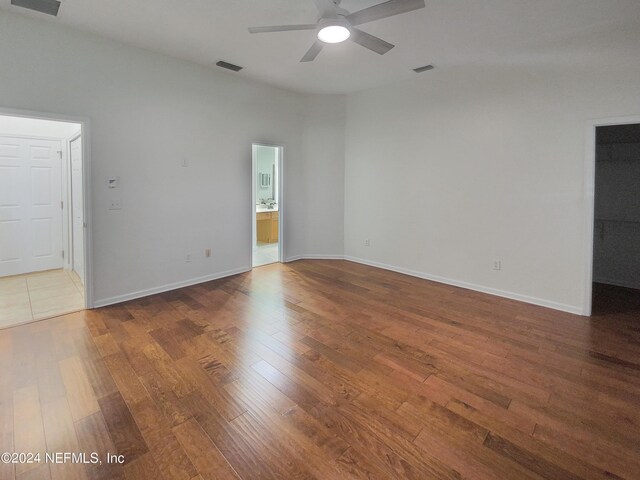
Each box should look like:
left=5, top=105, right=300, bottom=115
left=61, top=200, right=64, bottom=209
left=57, top=150, right=62, bottom=159
left=61, top=250, right=65, bottom=259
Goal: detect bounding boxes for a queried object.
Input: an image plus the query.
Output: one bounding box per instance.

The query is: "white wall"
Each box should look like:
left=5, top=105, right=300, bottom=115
left=594, top=138, right=640, bottom=289
left=0, top=11, right=345, bottom=306
left=287, top=95, right=346, bottom=260
left=7, top=8, right=638, bottom=315
left=344, top=63, right=640, bottom=314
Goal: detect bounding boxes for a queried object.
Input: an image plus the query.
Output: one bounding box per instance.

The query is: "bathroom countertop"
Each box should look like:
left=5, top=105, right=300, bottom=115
left=256, top=206, right=278, bottom=213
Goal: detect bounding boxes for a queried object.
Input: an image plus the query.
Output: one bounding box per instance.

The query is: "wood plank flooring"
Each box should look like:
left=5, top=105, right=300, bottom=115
left=1, top=260, right=639, bottom=479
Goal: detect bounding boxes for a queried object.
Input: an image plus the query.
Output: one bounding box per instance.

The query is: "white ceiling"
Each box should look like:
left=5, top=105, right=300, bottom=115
left=1, top=0, right=640, bottom=94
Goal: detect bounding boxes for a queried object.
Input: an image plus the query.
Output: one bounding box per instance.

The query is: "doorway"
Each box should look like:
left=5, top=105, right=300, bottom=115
left=252, top=144, right=283, bottom=267
left=587, top=120, right=640, bottom=315
left=0, top=113, right=87, bottom=328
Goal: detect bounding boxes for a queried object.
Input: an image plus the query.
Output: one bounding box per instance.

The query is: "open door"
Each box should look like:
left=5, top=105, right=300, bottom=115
left=70, top=133, right=85, bottom=285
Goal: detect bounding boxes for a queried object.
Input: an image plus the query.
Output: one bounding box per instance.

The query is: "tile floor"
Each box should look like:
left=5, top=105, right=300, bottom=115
left=253, top=242, right=279, bottom=267
left=0, top=269, right=84, bottom=328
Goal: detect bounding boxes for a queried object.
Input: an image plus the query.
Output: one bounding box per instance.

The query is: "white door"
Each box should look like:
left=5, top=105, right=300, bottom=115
left=0, top=136, right=63, bottom=277
left=70, top=135, right=84, bottom=284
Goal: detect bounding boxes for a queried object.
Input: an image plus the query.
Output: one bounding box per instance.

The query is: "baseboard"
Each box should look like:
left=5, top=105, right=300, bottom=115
left=285, top=254, right=345, bottom=262
left=344, top=256, right=584, bottom=316
left=92, top=256, right=585, bottom=315
left=93, top=266, right=252, bottom=308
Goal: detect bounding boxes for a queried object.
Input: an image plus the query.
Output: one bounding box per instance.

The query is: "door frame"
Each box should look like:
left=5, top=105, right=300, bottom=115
left=68, top=131, right=84, bottom=284
left=251, top=143, right=284, bottom=267
left=583, top=114, right=640, bottom=316
left=0, top=106, right=94, bottom=309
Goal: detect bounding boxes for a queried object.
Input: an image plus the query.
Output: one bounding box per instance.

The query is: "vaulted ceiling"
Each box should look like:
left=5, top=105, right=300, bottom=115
left=1, top=0, right=640, bottom=94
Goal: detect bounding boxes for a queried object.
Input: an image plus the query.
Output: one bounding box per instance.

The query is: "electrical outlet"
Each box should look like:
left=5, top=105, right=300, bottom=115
left=493, top=260, right=502, bottom=271
left=364, top=239, right=370, bottom=247
left=205, top=248, right=211, bottom=258
left=185, top=253, right=192, bottom=263
left=108, top=199, right=122, bottom=210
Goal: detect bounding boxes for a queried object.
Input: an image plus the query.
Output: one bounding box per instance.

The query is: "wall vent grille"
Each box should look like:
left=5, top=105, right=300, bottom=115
left=216, top=61, right=243, bottom=72
left=413, top=65, right=434, bottom=73
left=11, top=0, right=61, bottom=16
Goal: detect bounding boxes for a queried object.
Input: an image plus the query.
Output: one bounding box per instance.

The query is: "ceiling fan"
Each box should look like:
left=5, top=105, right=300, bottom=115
left=248, top=0, right=426, bottom=62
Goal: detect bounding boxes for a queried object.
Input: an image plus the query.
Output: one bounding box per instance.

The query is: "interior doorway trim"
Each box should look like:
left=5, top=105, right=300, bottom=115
left=583, top=114, right=640, bottom=316
left=0, top=105, right=94, bottom=309
left=251, top=143, right=284, bottom=267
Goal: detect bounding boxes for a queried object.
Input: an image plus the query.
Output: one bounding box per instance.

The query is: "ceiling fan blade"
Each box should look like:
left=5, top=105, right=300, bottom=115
left=311, top=0, right=338, bottom=18
left=350, top=28, right=394, bottom=55
left=346, top=0, right=425, bottom=26
left=248, top=24, right=317, bottom=34
left=300, top=40, right=324, bottom=62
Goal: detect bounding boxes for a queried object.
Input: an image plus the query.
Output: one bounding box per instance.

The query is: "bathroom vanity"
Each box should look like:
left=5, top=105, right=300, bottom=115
left=256, top=207, right=279, bottom=243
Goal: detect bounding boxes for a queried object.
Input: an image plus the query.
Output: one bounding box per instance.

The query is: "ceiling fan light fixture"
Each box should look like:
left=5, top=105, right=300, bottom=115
left=317, top=24, right=351, bottom=43
left=247, top=0, right=426, bottom=62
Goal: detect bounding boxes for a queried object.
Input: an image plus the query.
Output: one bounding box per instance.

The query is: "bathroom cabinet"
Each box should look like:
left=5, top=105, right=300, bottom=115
left=257, top=211, right=279, bottom=243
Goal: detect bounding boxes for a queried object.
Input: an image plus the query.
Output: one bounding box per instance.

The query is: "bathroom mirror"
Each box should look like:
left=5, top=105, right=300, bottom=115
left=256, top=145, right=277, bottom=203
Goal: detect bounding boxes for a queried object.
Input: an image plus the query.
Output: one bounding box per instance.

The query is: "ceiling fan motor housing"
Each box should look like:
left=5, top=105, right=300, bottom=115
left=317, top=16, right=352, bottom=43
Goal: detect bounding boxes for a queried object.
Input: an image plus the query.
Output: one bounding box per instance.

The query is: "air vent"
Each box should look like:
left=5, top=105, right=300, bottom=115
left=11, top=0, right=61, bottom=16
left=413, top=64, right=434, bottom=73
left=216, top=61, right=243, bottom=72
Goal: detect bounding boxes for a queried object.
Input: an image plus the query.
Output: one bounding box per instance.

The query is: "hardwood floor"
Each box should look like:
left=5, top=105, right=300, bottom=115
left=1, top=260, right=639, bottom=480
